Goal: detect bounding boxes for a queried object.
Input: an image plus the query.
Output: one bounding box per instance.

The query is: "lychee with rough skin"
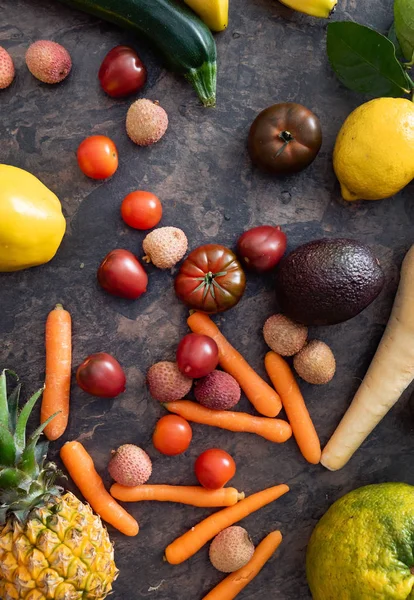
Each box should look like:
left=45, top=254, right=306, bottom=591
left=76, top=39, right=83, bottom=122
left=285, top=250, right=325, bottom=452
left=108, top=444, right=152, bottom=486
left=263, top=313, right=308, bottom=357
left=293, top=340, right=336, bottom=385
left=25, top=40, right=72, bottom=84
left=0, top=47, right=15, bottom=89
left=147, top=361, right=193, bottom=402
left=195, top=370, right=241, bottom=410
left=126, top=99, right=168, bottom=146
left=209, top=526, right=255, bottom=573
left=143, top=226, right=188, bottom=269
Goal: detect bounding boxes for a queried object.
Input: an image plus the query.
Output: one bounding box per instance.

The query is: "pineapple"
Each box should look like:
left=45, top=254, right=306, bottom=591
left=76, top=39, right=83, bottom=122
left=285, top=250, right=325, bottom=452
left=0, top=370, right=118, bottom=600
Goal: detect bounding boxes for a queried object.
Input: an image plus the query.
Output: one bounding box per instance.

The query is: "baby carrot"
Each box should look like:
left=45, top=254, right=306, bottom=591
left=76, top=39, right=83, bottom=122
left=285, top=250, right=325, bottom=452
left=265, top=351, right=321, bottom=464
left=187, top=311, right=282, bottom=417
left=163, top=401, right=292, bottom=443
left=60, top=441, right=139, bottom=537
left=165, top=484, right=289, bottom=565
left=41, top=304, right=72, bottom=441
left=110, top=484, right=244, bottom=507
left=202, top=531, right=283, bottom=600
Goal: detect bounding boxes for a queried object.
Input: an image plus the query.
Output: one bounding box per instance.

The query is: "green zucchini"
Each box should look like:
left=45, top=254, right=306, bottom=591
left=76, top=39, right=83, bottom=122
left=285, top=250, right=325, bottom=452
left=56, top=0, right=217, bottom=106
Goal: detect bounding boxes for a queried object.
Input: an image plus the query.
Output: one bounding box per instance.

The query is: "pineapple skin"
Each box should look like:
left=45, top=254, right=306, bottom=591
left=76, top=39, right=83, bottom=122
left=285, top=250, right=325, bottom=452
left=0, top=492, right=118, bottom=600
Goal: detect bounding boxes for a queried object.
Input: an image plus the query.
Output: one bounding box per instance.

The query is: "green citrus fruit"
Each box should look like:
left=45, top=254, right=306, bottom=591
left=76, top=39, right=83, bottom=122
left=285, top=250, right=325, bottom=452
left=307, top=483, right=414, bottom=599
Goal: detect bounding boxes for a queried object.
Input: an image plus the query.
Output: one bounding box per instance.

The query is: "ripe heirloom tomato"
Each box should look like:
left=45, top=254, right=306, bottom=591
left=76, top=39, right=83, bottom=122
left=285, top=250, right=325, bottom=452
left=121, top=191, right=162, bottom=230
left=176, top=333, right=219, bottom=378
left=237, top=225, right=287, bottom=272
left=153, top=415, right=193, bottom=456
left=98, top=249, right=148, bottom=299
left=175, top=244, right=246, bottom=314
left=248, top=103, right=322, bottom=175
left=76, top=353, right=126, bottom=398
left=195, top=448, right=236, bottom=490
left=77, top=135, right=118, bottom=180
left=98, top=45, right=147, bottom=98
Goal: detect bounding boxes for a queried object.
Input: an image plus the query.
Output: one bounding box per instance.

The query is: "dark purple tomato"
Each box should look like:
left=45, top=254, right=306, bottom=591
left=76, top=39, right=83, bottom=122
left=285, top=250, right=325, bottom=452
left=98, top=45, right=147, bottom=98
left=248, top=102, right=322, bottom=175
left=98, top=249, right=148, bottom=300
left=76, top=353, right=126, bottom=398
left=237, top=226, right=287, bottom=272
left=176, top=334, right=219, bottom=378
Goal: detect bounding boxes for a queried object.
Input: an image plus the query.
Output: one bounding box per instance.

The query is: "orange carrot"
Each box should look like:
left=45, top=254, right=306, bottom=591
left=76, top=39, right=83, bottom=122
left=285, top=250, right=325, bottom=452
left=110, top=484, right=244, bottom=507
left=188, top=312, right=282, bottom=417
left=164, top=401, right=292, bottom=443
left=41, top=304, right=72, bottom=441
left=60, top=441, right=139, bottom=537
left=165, top=484, right=289, bottom=564
left=265, top=351, right=321, bottom=464
left=202, top=531, right=283, bottom=600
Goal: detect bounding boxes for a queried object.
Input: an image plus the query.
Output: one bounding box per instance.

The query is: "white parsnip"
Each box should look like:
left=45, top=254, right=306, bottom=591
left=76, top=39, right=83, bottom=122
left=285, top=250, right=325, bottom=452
left=321, top=245, right=414, bottom=471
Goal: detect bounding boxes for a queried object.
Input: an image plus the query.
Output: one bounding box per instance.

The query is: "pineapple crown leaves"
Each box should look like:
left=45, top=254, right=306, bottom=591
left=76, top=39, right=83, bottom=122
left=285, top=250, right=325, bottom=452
left=0, top=369, right=63, bottom=523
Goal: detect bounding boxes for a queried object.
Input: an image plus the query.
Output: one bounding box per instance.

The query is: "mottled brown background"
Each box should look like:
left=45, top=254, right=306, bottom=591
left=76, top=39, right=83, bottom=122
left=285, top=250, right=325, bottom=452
left=0, top=0, right=412, bottom=598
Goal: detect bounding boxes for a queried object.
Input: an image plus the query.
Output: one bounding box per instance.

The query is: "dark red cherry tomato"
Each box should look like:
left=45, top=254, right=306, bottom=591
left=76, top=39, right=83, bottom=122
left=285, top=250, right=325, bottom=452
left=98, top=45, right=147, bottom=98
left=195, top=449, right=236, bottom=490
left=176, top=334, right=219, bottom=378
left=248, top=103, right=322, bottom=175
left=76, top=353, right=126, bottom=398
left=98, top=249, right=148, bottom=300
left=237, top=226, right=287, bottom=272
left=175, top=244, right=246, bottom=314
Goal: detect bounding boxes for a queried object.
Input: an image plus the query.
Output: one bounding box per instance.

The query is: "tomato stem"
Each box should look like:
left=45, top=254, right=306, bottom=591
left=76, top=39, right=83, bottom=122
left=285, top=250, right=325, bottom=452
left=275, top=131, right=294, bottom=158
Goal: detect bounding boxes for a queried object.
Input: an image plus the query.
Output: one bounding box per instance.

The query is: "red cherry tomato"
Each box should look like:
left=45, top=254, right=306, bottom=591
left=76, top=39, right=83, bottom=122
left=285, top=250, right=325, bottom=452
left=121, top=191, right=162, bottom=230
left=176, top=334, right=219, bottom=378
left=195, top=448, right=236, bottom=490
left=76, top=353, right=126, bottom=398
left=77, top=135, right=118, bottom=180
left=237, top=226, right=287, bottom=272
left=153, top=415, right=193, bottom=456
left=98, top=249, right=148, bottom=300
left=99, top=45, right=147, bottom=98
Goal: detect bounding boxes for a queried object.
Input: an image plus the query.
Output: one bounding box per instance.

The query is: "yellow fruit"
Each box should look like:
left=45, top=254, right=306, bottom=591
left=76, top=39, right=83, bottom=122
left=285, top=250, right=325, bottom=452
left=333, top=98, right=414, bottom=201
left=0, top=371, right=118, bottom=600
left=307, top=483, right=414, bottom=599
left=0, top=164, right=66, bottom=271
left=184, top=0, right=228, bottom=32
left=278, top=0, right=337, bottom=18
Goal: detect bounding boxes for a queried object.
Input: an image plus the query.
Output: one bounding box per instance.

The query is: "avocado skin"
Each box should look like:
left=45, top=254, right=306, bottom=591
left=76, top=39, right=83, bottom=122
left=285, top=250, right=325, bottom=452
left=275, top=238, right=385, bottom=326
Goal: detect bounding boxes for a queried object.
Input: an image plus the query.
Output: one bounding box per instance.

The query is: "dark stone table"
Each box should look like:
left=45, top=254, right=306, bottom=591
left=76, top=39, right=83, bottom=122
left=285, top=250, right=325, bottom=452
left=1, top=0, right=412, bottom=598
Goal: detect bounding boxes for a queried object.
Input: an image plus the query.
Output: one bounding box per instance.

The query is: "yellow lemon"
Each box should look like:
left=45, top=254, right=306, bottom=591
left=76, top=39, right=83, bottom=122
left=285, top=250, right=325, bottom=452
left=0, top=164, right=66, bottom=271
left=333, top=97, right=414, bottom=201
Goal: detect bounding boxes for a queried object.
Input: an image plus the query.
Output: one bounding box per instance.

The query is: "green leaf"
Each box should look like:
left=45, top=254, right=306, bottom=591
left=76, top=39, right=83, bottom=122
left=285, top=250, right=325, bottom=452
left=395, top=0, right=414, bottom=61
left=7, top=383, right=21, bottom=435
left=327, top=22, right=412, bottom=97
left=0, top=424, right=16, bottom=467
left=14, top=386, right=44, bottom=456
left=0, top=468, right=31, bottom=491
left=17, top=412, right=59, bottom=478
left=0, top=370, right=17, bottom=430
left=388, top=21, right=406, bottom=62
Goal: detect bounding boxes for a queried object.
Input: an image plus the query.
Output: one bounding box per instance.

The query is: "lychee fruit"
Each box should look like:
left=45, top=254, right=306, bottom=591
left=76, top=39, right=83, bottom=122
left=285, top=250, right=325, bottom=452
left=143, top=226, right=188, bottom=269
left=25, top=40, right=72, bottom=84
left=263, top=313, right=308, bottom=357
left=293, top=340, right=336, bottom=385
left=126, top=99, right=168, bottom=146
left=0, top=47, right=15, bottom=89
left=209, top=526, right=255, bottom=573
left=195, top=370, right=241, bottom=410
left=147, top=361, right=193, bottom=402
left=108, top=444, right=152, bottom=487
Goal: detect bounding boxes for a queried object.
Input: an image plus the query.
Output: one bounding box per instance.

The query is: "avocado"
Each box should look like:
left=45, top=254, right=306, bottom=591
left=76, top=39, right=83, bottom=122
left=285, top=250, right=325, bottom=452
left=275, top=238, right=384, bottom=325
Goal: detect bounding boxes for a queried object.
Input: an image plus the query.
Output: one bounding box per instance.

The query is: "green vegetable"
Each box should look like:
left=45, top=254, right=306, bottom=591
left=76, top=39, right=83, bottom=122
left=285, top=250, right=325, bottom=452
left=56, top=0, right=217, bottom=106
left=327, top=22, right=412, bottom=97
left=395, top=0, right=414, bottom=61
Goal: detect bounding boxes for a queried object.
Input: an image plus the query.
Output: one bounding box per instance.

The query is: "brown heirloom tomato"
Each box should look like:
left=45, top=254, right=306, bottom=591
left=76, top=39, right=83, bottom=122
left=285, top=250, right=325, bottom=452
left=248, top=102, right=322, bottom=175
left=175, top=244, right=246, bottom=314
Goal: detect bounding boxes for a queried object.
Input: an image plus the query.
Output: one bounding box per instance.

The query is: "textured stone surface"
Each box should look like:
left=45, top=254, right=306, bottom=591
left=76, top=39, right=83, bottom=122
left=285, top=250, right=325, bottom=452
left=0, top=0, right=412, bottom=598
